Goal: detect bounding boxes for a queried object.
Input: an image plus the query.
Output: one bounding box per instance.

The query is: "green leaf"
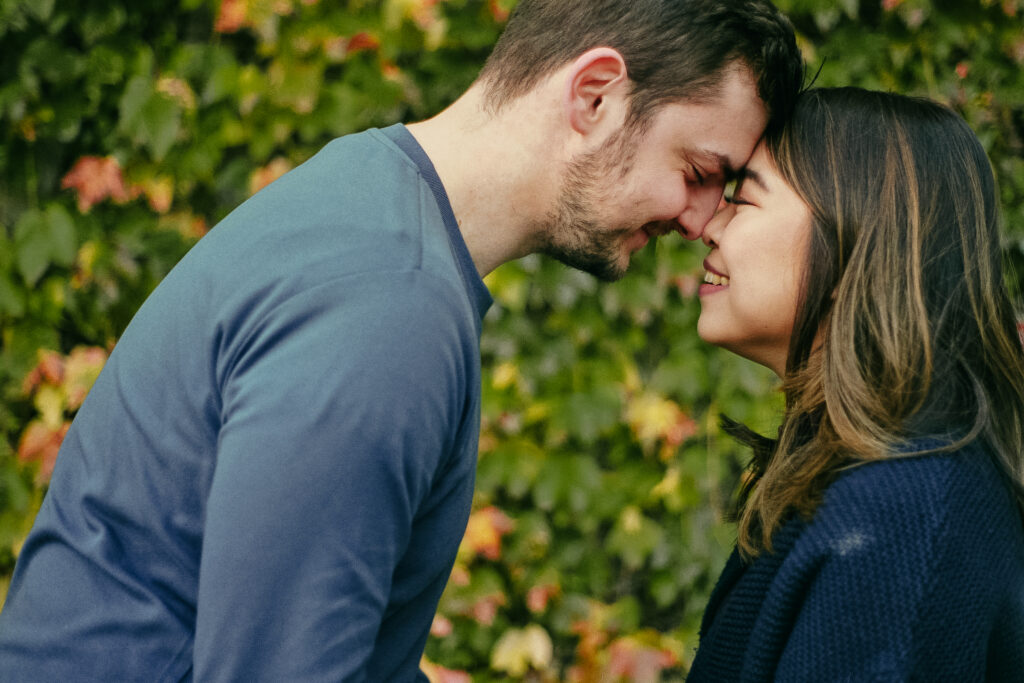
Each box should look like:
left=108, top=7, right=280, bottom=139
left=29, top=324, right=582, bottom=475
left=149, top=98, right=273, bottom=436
left=606, top=506, right=665, bottom=570
left=140, top=94, right=182, bottom=160
left=45, top=205, right=76, bottom=266
left=548, top=388, right=621, bottom=445
left=118, top=75, right=151, bottom=130
left=14, top=209, right=50, bottom=286
left=85, top=45, right=126, bottom=87
left=118, top=76, right=183, bottom=160
left=13, top=205, right=77, bottom=286
left=0, top=271, right=25, bottom=318
left=79, top=6, right=126, bottom=45
left=25, top=0, right=54, bottom=22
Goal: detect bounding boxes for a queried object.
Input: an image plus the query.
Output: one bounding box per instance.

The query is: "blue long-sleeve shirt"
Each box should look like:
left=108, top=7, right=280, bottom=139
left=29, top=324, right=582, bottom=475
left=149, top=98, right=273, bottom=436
left=688, top=441, right=1024, bottom=681
left=0, top=125, right=492, bottom=681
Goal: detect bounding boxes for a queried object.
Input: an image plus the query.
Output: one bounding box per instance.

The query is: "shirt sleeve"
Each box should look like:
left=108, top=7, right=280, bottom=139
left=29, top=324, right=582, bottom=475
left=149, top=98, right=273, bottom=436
left=193, top=270, right=473, bottom=681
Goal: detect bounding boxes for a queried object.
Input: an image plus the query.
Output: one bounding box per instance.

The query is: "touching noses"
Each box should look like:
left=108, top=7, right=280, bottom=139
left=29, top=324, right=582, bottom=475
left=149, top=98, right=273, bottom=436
left=701, top=200, right=734, bottom=248
left=676, top=186, right=731, bottom=241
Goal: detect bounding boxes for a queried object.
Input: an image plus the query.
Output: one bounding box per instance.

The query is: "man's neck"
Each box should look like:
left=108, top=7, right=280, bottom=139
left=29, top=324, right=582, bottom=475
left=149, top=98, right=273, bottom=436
left=405, top=84, right=564, bottom=278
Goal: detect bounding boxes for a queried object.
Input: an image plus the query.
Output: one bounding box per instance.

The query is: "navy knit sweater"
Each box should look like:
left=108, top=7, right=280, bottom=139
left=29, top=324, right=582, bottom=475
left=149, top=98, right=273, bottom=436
left=688, top=442, right=1024, bottom=682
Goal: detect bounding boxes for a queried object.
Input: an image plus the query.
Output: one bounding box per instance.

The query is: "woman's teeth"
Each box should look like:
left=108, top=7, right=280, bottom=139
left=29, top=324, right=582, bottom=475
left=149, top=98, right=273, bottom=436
left=704, top=272, right=730, bottom=286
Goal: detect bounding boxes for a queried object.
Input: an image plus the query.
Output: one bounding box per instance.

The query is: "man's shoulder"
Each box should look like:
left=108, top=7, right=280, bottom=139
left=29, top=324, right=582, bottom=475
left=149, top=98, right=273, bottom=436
left=253, top=125, right=425, bottom=223
left=166, top=124, right=472, bottom=316
left=311, top=125, right=419, bottom=179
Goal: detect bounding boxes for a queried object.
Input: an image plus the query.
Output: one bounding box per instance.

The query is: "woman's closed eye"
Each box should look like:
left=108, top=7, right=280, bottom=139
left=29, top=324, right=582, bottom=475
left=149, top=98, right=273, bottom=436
left=723, top=177, right=752, bottom=205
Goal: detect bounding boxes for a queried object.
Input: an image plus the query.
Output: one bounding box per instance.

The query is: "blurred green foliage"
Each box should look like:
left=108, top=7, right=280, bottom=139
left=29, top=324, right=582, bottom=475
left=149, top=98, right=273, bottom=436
left=0, top=0, right=1021, bottom=679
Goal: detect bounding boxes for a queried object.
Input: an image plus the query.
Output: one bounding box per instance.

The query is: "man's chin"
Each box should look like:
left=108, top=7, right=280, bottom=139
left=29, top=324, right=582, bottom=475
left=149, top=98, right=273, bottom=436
left=545, top=249, right=627, bottom=282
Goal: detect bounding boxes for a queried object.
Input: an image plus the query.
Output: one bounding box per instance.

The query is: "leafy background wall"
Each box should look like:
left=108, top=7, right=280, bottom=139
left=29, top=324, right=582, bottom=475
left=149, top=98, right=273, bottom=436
left=1, top=0, right=1021, bottom=679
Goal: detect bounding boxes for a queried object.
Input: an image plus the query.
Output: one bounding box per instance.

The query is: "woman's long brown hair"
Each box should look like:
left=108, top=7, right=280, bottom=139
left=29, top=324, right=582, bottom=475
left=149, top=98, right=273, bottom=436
left=729, top=88, right=1024, bottom=559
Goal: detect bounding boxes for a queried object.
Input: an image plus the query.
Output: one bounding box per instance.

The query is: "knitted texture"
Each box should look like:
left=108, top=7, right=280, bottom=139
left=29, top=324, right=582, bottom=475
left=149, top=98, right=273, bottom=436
left=688, top=441, right=1024, bottom=682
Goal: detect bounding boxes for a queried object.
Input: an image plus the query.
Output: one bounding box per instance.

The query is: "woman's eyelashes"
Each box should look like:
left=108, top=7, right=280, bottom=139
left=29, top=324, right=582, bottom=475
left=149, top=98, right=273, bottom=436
left=723, top=177, right=753, bottom=205
left=723, top=177, right=739, bottom=202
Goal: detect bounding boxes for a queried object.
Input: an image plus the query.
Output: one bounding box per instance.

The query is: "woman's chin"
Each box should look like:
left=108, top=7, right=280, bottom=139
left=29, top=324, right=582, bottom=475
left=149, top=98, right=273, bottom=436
left=695, top=329, right=786, bottom=378
left=696, top=317, right=724, bottom=347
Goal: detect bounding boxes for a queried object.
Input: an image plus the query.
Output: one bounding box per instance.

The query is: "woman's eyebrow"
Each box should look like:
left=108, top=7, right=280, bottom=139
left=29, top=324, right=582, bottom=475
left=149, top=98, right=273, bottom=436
left=737, top=167, right=769, bottom=192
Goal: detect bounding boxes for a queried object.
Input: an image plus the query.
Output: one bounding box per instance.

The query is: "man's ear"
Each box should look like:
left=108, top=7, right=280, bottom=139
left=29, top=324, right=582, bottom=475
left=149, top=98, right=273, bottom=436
left=563, top=47, right=630, bottom=136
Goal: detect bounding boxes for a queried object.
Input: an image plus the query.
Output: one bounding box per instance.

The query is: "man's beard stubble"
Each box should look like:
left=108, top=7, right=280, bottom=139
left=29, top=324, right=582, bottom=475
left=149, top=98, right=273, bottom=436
left=536, top=129, right=639, bottom=282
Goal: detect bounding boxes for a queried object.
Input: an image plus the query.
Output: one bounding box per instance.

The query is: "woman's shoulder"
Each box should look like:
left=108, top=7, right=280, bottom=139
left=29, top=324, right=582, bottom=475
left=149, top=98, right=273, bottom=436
left=805, top=438, right=1022, bottom=557
left=825, top=439, right=1005, bottom=505
left=775, top=439, right=1024, bottom=675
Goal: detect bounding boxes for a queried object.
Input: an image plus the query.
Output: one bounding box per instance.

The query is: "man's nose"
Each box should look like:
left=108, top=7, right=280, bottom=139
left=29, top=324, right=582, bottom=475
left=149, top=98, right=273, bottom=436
left=678, top=189, right=728, bottom=240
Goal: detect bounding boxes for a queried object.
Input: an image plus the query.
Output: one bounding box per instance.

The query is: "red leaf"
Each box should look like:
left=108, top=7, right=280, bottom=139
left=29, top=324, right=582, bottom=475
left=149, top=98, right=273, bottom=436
left=249, top=157, right=292, bottom=195
left=421, top=658, right=471, bottom=683
left=430, top=614, right=453, bottom=638
left=526, top=583, right=559, bottom=613
left=489, top=0, right=511, bottom=22
left=61, top=156, right=136, bottom=213
left=470, top=594, right=505, bottom=625
left=22, top=350, right=64, bottom=394
left=64, top=346, right=108, bottom=411
left=347, top=32, right=380, bottom=55
left=215, top=0, right=247, bottom=33
left=607, top=638, right=677, bottom=683
left=17, top=421, right=70, bottom=483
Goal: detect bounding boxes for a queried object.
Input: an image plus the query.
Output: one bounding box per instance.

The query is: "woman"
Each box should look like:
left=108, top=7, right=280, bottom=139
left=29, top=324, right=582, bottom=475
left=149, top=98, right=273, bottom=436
left=687, top=87, right=1024, bottom=681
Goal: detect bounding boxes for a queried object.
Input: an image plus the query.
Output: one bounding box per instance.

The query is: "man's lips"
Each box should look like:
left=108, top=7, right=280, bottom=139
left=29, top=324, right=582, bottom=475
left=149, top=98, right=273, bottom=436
left=631, top=223, right=685, bottom=253
left=641, top=221, right=682, bottom=239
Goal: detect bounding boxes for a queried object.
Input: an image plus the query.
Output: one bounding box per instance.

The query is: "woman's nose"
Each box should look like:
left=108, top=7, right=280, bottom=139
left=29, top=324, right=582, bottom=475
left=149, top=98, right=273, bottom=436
left=702, top=201, right=733, bottom=247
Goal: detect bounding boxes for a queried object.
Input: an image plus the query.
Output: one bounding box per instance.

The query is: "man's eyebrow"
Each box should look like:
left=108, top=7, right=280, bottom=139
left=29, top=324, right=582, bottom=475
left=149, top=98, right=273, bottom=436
left=697, top=149, right=738, bottom=178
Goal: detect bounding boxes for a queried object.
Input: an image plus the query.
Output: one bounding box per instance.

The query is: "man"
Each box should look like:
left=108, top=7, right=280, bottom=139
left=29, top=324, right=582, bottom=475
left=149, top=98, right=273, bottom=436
left=0, top=1, right=801, bottom=679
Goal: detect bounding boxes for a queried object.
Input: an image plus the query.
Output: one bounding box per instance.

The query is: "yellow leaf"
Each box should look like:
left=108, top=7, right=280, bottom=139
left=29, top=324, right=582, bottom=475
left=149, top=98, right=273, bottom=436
left=249, top=157, right=292, bottom=195
left=135, top=175, right=175, bottom=214
left=650, top=466, right=680, bottom=500
left=620, top=505, right=643, bottom=534
left=524, top=401, right=549, bottom=423
left=622, top=361, right=643, bottom=394
left=491, top=624, right=553, bottom=677
left=34, top=385, right=66, bottom=429
left=459, top=505, right=515, bottom=561
left=156, top=77, right=196, bottom=110
left=626, top=392, right=697, bottom=452
left=63, top=346, right=107, bottom=411
left=72, top=241, right=99, bottom=289
left=491, top=361, right=518, bottom=390
left=626, top=393, right=678, bottom=443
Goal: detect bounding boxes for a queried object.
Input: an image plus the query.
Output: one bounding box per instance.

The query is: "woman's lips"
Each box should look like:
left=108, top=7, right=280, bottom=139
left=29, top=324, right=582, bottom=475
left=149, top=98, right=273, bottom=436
left=700, top=259, right=729, bottom=295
